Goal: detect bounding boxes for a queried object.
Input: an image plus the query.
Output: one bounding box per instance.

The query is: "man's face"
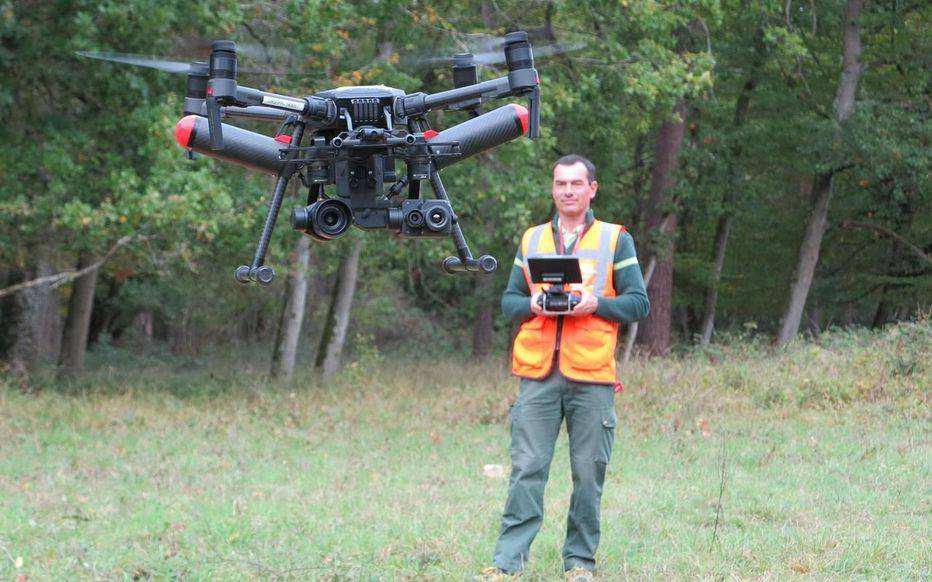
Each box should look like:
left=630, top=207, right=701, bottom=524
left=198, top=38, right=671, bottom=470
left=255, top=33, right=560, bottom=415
left=552, top=162, right=597, bottom=218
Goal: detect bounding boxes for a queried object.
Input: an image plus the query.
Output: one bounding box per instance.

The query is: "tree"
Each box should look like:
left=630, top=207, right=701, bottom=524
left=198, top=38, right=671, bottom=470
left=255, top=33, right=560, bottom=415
left=270, top=236, right=312, bottom=381
left=776, top=0, right=865, bottom=345
left=58, top=252, right=99, bottom=378
left=316, top=238, right=363, bottom=377
left=698, top=25, right=767, bottom=345
left=638, top=100, right=688, bottom=356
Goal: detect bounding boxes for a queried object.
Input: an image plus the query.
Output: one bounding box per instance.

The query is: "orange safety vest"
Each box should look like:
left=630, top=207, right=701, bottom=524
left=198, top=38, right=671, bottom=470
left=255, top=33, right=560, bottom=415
left=511, top=219, right=625, bottom=384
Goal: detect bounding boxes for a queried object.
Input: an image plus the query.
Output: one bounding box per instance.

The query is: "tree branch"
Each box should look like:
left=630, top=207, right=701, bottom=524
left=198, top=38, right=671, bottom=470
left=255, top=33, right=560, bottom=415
left=838, top=220, right=931, bottom=265
left=0, top=235, right=137, bottom=299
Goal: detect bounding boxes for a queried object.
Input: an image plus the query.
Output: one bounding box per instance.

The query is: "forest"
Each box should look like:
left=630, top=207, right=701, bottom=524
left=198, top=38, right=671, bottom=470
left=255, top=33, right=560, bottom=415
left=0, top=0, right=929, bottom=377
left=1, top=2, right=930, bottom=579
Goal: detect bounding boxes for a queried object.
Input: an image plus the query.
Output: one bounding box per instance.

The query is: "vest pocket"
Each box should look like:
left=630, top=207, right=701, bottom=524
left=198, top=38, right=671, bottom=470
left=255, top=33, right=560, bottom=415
left=513, top=316, right=551, bottom=371
left=562, top=318, right=616, bottom=371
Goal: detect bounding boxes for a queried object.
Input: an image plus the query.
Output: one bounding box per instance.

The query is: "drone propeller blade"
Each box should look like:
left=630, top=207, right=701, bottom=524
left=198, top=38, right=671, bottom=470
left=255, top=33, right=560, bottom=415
left=473, top=41, right=585, bottom=65
left=407, top=40, right=585, bottom=67
left=76, top=50, right=301, bottom=76
left=76, top=51, right=193, bottom=73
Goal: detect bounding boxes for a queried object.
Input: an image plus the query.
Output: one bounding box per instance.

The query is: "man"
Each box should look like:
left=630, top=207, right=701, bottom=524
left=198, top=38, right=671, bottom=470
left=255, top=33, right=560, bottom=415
left=478, top=155, right=650, bottom=581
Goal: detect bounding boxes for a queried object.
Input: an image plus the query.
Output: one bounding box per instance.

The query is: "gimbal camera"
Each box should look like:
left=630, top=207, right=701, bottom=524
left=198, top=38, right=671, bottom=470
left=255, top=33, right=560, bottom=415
left=164, top=32, right=541, bottom=286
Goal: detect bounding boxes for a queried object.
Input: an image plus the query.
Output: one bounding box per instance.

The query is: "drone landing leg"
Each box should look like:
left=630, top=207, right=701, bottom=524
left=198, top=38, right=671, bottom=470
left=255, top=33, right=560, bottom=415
left=427, top=170, right=497, bottom=274
left=235, top=121, right=307, bottom=285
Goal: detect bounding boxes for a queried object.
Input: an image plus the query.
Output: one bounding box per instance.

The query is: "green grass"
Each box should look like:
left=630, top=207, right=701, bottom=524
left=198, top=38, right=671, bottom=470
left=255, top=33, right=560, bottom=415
left=1, top=322, right=929, bottom=580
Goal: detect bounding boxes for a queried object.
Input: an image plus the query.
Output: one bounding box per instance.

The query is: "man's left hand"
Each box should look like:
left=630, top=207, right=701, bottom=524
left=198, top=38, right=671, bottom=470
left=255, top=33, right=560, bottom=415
left=568, top=291, right=598, bottom=316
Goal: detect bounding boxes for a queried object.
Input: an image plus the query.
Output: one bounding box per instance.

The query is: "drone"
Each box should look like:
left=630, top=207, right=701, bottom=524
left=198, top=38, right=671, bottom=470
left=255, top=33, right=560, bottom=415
left=83, top=32, right=541, bottom=286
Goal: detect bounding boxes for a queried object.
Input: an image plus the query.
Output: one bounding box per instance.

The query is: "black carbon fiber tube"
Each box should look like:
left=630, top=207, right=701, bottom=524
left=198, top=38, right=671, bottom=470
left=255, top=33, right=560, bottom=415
left=174, top=115, right=284, bottom=175
left=430, top=104, right=528, bottom=169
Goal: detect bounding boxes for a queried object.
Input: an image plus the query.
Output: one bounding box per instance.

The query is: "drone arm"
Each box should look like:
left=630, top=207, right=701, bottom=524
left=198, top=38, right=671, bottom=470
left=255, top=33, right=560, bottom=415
left=426, top=77, right=511, bottom=109
left=402, top=76, right=538, bottom=139
left=395, top=77, right=510, bottom=118
left=231, top=86, right=337, bottom=124
left=223, top=105, right=293, bottom=121
left=196, top=101, right=293, bottom=121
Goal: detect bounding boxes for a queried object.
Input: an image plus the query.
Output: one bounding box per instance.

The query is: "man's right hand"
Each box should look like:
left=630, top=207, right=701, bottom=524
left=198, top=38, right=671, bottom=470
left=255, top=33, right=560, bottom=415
left=530, top=292, right=545, bottom=316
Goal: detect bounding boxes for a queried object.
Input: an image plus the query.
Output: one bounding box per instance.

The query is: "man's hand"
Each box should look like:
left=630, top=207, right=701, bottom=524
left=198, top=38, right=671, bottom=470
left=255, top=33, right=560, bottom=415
left=567, top=291, right=598, bottom=316
left=530, top=292, right=546, bottom=316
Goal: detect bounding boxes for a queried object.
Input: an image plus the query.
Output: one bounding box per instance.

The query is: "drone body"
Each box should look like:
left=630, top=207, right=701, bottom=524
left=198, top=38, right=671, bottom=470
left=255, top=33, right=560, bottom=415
left=156, top=33, right=540, bottom=285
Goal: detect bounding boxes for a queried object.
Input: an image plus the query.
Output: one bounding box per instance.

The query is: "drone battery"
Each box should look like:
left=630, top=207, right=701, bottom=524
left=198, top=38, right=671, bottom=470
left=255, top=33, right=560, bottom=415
left=174, top=115, right=284, bottom=175
left=430, top=104, right=529, bottom=169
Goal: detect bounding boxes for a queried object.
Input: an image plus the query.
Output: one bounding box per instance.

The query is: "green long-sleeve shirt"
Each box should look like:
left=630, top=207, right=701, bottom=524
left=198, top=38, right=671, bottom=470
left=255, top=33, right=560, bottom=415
left=501, top=210, right=650, bottom=324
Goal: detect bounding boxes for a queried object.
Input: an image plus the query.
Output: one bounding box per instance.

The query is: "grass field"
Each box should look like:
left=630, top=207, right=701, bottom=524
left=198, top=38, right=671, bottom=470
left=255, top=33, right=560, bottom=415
left=1, top=322, right=929, bottom=580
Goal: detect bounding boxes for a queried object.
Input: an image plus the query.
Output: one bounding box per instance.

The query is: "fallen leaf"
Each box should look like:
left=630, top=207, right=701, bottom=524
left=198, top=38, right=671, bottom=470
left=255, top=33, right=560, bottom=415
left=790, top=562, right=810, bottom=574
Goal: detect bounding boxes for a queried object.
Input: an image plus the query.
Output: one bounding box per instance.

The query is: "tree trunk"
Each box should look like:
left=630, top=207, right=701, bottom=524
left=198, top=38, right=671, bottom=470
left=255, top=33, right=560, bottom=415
left=58, top=252, right=99, bottom=378
left=776, top=0, right=864, bottom=345
left=88, top=277, right=119, bottom=345
left=622, top=256, right=657, bottom=365
left=804, top=296, right=822, bottom=336
left=699, top=212, right=733, bottom=345
left=2, top=255, right=60, bottom=375
left=472, top=178, right=497, bottom=359
left=271, top=235, right=312, bottom=381
left=317, top=238, right=363, bottom=377
left=132, top=311, right=154, bottom=342
left=637, top=100, right=687, bottom=356
left=699, top=31, right=763, bottom=345
left=472, top=272, right=494, bottom=358
left=631, top=134, right=647, bottom=235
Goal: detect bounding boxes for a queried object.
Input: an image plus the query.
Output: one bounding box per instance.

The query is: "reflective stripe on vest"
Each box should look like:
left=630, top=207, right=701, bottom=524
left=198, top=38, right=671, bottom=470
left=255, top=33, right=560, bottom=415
left=522, top=221, right=618, bottom=299
left=512, top=220, right=624, bottom=383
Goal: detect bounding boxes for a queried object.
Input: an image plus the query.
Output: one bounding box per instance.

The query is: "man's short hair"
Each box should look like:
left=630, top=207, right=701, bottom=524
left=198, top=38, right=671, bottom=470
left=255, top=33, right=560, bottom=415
left=553, top=154, right=596, bottom=183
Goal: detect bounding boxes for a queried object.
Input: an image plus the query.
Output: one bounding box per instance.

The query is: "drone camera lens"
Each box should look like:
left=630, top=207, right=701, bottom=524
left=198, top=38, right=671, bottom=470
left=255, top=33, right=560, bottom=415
left=425, top=206, right=450, bottom=232
left=405, top=209, right=425, bottom=229
left=309, top=199, right=353, bottom=240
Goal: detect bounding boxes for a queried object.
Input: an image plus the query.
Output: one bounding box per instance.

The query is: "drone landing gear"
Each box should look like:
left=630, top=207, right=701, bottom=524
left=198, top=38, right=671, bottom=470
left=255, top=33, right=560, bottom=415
left=235, top=121, right=307, bottom=285
left=427, top=169, right=497, bottom=274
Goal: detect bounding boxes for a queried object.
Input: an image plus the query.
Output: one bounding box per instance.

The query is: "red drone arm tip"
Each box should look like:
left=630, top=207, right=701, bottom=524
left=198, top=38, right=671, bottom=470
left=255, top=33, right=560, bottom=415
left=174, top=115, right=198, bottom=148
left=509, top=104, right=530, bottom=135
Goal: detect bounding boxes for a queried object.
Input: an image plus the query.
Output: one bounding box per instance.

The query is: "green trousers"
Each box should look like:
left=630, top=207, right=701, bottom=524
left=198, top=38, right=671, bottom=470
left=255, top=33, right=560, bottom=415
left=492, top=367, right=617, bottom=573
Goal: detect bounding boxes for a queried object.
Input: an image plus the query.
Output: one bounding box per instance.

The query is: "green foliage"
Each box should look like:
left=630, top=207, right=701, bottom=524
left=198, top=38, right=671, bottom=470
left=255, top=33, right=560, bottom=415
left=0, top=0, right=929, bottom=360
